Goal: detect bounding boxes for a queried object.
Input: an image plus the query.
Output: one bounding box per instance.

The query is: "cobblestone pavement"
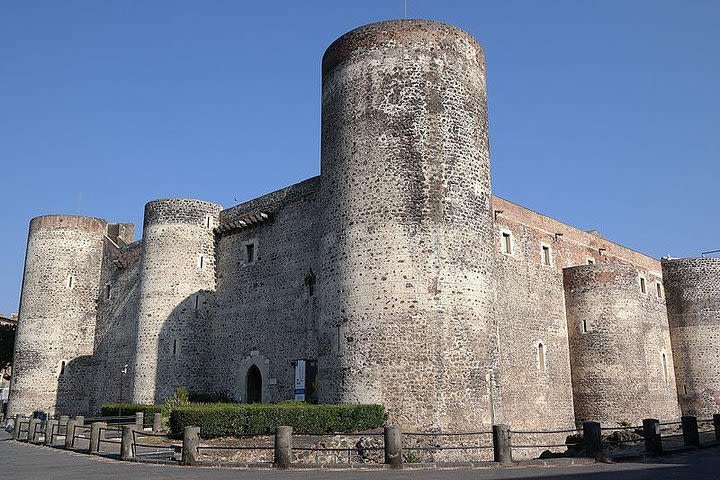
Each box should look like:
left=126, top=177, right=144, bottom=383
left=2, top=432, right=720, bottom=479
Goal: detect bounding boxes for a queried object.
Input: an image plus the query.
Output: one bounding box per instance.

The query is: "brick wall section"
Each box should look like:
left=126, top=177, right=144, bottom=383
left=8, top=215, right=107, bottom=416
left=213, top=178, right=321, bottom=403
left=563, top=263, right=679, bottom=424
left=132, top=199, right=222, bottom=404
left=662, top=257, right=720, bottom=417
left=318, top=20, right=498, bottom=430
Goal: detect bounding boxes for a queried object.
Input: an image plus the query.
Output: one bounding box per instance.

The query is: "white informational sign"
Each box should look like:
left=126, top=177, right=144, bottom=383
left=294, top=360, right=306, bottom=401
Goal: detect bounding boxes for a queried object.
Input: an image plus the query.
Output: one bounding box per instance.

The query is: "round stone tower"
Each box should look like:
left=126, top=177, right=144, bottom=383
left=564, top=263, right=679, bottom=424
left=8, top=215, right=107, bottom=416
left=318, top=20, right=497, bottom=430
left=132, top=198, right=222, bottom=404
left=662, top=257, right=720, bottom=417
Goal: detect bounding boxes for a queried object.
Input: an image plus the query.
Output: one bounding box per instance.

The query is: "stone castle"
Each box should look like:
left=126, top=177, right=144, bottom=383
left=8, top=20, right=720, bottom=434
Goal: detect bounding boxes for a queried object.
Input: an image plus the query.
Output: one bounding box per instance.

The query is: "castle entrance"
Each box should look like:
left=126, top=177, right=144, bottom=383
left=246, top=365, right=262, bottom=403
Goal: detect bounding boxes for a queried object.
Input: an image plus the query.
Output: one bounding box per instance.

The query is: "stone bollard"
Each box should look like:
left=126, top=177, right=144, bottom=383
left=493, top=424, right=512, bottom=464
left=274, top=426, right=292, bottom=468
left=152, top=413, right=162, bottom=433
left=58, top=415, right=69, bottom=437
left=45, top=419, right=58, bottom=446
left=134, top=412, right=144, bottom=430
left=28, top=418, right=41, bottom=443
left=714, top=414, right=720, bottom=442
left=120, top=425, right=135, bottom=461
left=583, top=421, right=602, bottom=459
left=12, top=414, right=23, bottom=440
left=64, top=419, right=78, bottom=449
left=89, top=422, right=106, bottom=454
left=384, top=425, right=403, bottom=467
left=182, top=426, right=201, bottom=465
left=681, top=416, right=700, bottom=447
left=643, top=419, right=662, bottom=456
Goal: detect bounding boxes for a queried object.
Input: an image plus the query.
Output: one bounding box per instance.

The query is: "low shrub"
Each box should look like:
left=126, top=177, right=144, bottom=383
left=169, top=403, right=386, bottom=437
left=100, top=403, right=168, bottom=421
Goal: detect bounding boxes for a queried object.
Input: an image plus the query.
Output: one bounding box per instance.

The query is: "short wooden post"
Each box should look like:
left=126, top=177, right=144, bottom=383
left=681, top=416, right=700, bottom=446
left=120, top=425, right=135, bottom=460
left=384, top=425, right=403, bottom=467
left=182, top=426, right=201, bottom=465
left=45, top=419, right=58, bottom=446
left=493, top=424, right=512, bottom=464
left=12, top=414, right=23, bottom=440
left=713, top=414, right=720, bottom=442
left=64, top=419, right=77, bottom=449
left=274, top=426, right=292, bottom=468
left=28, top=418, right=41, bottom=443
left=643, top=418, right=662, bottom=456
left=134, top=412, right=144, bottom=430
left=583, top=421, right=602, bottom=458
left=89, top=422, right=106, bottom=454
left=152, top=413, right=162, bottom=433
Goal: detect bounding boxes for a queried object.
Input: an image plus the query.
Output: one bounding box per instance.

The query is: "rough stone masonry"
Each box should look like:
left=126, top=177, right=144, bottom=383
left=7, top=20, right=719, bottom=436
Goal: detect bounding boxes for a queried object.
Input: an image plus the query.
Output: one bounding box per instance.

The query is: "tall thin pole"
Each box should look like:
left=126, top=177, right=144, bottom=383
left=404, top=0, right=408, bottom=18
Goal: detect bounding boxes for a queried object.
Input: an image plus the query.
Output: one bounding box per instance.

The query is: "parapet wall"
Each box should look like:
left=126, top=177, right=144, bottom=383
left=564, top=263, right=679, bottom=423
left=662, top=257, right=720, bottom=417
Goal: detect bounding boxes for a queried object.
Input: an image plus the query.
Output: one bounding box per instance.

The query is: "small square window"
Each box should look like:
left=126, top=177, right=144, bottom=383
left=245, top=242, right=256, bottom=264
left=640, top=276, right=647, bottom=294
left=541, top=245, right=551, bottom=266
left=501, top=231, right=513, bottom=255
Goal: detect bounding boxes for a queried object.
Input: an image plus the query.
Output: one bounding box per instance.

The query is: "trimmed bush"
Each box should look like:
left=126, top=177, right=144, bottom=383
left=101, top=403, right=168, bottom=419
left=169, top=403, right=386, bottom=437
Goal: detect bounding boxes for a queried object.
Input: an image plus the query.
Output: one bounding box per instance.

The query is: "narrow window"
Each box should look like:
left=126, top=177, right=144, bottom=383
left=537, top=342, right=546, bottom=373
left=501, top=231, right=512, bottom=255
left=640, top=277, right=647, bottom=294
left=59, top=360, right=66, bottom=376
left=67, top=275, right=75, bottom=289
left=246, top=243, right=255, bottom=264
left=541, top=245, right=551, bottom=266
left=194, top=295, right=200, bottom=311
left=205, top=215, right=212, bottom=229
left=662, top=353, right=668, bottom=383
left=683, top=385, right=688, bottom=395
left=656, top=282, right=663, bottom=298
left=582, top=319, right=588, bottom=333
left=105, top=284, right=111, bottom=300
left=198, top=255, right=205, bottom=269
left=587, top=258, right=595, bottom=265
left=172, top=339, right=178, bottom=356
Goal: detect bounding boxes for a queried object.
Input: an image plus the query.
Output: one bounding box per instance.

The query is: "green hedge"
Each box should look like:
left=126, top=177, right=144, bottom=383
left=101, top=403, right=168, bottom=419
left=169, top=403, right=386, bottom=437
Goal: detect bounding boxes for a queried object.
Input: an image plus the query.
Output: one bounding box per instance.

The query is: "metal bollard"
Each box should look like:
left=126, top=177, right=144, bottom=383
left=89, top=422, right=106, bottom=454
left=45, top=419, right=58, bottom=446
left=12, top=414, right=23, bottom=440
left=135, top=412, right=144, bottom=430
left=493, top=424, right=512, bottom=464
left=181, top=426, right=201, bottom=465
left=152, top=412, right=162, bottom=433
left=681, top=416, right=700, bottom=447
left=643, top=419, right=662, bottom=456
left=384, top=425, right=403, bottom=467
left=28, top=418, right=41, bottom=443
left=120, top=425, right=135, bottom=460
left=583, top=421, right=602, bottom=458
left=274, top=426, right=292, bottom=468
left=64, top=419, right=77, bottom=449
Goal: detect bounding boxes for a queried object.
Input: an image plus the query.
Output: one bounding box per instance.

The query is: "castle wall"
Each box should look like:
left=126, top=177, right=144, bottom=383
left=8, top=215, right=107, bottom=416
left=564, top=263, right=679, bottom=424
left=132, top=199, right=222, bottom=404
left=662, top=257, right=720, bottom=417
left=212, top=177, right=321, bottom=403
left=90, top=240, right=141, bottom=412
left=318, top=20, right=498, bottom=430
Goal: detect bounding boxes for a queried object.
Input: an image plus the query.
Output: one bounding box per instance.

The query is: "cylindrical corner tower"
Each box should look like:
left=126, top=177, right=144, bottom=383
left=564, top=263, right=679, bottom=424
left=8, top=215, right=107, bottom=417
left=662, top=257, right=720, bottom=417
left=318, top=20, right=496, bottom=430
left=132, top=198, right=222, bottom=404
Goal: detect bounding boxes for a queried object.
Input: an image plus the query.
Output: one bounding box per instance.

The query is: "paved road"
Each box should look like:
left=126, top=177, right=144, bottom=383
left=2, top=433, right=720, bottom=479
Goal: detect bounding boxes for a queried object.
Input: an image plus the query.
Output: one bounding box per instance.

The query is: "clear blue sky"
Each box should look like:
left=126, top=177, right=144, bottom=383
left=1, top=1, right=718, bottom=315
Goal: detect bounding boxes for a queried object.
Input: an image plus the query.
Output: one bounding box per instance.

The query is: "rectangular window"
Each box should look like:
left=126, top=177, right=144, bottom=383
left=172, top=339, right=178, bottom=356
left=541, top=245, right=551, bottom=266
left=582, top=319, right=588, bottom=333
left=67, top=275, right=75, bottom=289
left=640, top=277, right=647, bottom=294
left=198, top=255, right=205, bottom=269
left=246, top=243, right=255, bottom=264
left=105, top=284, right=111, bottom=300
left=501, top=231, right=512, bottom=255
left=656, top=282, right=663, bottom=298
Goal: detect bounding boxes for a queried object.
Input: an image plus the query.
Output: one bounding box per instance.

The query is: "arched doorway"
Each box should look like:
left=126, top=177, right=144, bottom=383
left=246, top=365, right=262, bottom=403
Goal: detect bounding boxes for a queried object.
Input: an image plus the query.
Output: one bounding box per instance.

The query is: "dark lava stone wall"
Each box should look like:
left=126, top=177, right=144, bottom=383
left=662, top=257, right=720, bottom=417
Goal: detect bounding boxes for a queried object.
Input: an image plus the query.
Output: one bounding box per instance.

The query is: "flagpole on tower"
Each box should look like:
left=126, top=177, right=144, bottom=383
left=404, top=0, right=408, bottom=19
